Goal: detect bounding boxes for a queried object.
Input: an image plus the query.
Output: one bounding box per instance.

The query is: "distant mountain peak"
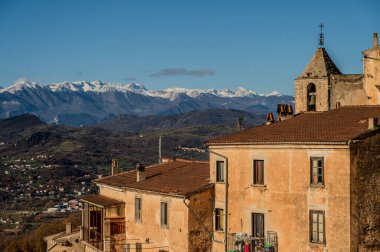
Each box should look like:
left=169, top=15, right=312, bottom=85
left=1, top=79, right=40, bottom=93
left=126, top=83, right=147, bottom=91
left=264, top=90, right=282, bottom=97
left=0, top=80, right=293, bottom=126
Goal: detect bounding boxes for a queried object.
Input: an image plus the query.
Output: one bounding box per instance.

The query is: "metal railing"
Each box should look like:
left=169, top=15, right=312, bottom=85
left=227, top=231, right=278, bottom=252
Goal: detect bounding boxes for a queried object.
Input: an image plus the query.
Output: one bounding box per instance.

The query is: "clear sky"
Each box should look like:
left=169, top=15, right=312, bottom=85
left=0, top=0, right=379, bottom=95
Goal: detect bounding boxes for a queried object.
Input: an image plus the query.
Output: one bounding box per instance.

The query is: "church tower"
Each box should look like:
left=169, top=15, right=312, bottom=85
left=363, top=33, right=380, bottom=105
left=295, top=24, right=341, bottom=113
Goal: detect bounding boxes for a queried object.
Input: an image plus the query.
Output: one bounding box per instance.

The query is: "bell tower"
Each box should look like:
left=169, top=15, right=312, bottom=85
left=295, top=24, right=341, bottom=113
left=363, top=32, right=380, bottom=105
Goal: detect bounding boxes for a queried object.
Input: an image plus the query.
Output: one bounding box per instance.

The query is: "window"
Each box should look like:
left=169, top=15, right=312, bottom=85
left=136, top=242, right=142, bottom=252
left=310, top=157, right=324, bottom=185
left=110, top=222, right=125, bottom=235
left=310, top=210, right=325, bottom=244
left=135, top=198, right=141, bottom=222
left=160, top=202, right=168, bottom=227
left=215, top=208, right=224, bottom=231
left=253, top=160, right=264, bottom=185
left=124, top=243, right=130, bottom=252
left=216, top=161, right=224, bottom=182
left=252, top=213, right=265, bottom=238
left=307, top=83, right=316, bottom=111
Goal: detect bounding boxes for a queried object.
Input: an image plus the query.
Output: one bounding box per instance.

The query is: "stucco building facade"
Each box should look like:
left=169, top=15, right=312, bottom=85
left=208, top=106, right=380, bottom=252
left=80, top=159, right=213, bottom=252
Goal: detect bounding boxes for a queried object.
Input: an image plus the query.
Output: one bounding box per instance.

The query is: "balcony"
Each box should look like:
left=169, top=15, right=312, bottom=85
left=227, top=231, right=278, bottom=252
left=81, top=194, right=125, bottom=251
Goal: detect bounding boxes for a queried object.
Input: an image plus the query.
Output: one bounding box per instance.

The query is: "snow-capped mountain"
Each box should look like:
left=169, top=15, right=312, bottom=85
left=0, top=80, right=293, bottom=125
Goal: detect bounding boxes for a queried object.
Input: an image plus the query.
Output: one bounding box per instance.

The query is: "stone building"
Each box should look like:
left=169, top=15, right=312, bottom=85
left=80, top=159, right=214, bottom=252
left=207, top=106, right=380, bottom=252
left=44, top=222, right=84, bottom=252
left=295, top=33, right=380, bottom=113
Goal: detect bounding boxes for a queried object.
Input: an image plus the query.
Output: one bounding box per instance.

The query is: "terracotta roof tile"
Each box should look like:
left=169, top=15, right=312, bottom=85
left=208, top=106, right=380, bottom=144
left=95, top=160, right=210, bottom=196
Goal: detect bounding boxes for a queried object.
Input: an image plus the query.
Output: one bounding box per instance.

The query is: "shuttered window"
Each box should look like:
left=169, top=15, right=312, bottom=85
left=160, top=202, right=168, bottom=227
left=135, top=198, right=141, bottom=222
left=253, top=160, right=264, bottom=185
left=216, top=161, right=224, bottom=182
left=252, top=213, right=265, bottom=237
left=136, top=242, right=142, bottom=252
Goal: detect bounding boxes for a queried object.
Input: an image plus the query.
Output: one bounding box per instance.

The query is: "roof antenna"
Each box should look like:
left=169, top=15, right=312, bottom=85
left=158, top=136, right=162, bottom=164
left=318, top=23, right=324, bottom=48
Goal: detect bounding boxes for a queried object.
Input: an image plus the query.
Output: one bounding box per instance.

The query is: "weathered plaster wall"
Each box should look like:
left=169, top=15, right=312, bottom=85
left=187, top=187, right=214, bottom=252
left=295, top=78, right=329, bottom=113
left=210, top=144, right=351, bottom=252
left=330, top=74, right=367, bottom=107
left=99, top=186, right=189, bottom=251
left=350, top=133, right=380, bottom=252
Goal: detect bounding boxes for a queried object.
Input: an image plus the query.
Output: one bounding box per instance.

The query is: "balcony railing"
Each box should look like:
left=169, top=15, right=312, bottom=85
left=227, top=231, right=278, bottom=252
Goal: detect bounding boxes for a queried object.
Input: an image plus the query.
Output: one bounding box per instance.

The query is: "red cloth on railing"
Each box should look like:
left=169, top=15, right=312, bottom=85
left=244, top=243, right=250, bottom=252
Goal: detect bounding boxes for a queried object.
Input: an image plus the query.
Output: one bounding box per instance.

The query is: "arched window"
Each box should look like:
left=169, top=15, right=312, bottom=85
left=307, top=83, right=316, bottom=111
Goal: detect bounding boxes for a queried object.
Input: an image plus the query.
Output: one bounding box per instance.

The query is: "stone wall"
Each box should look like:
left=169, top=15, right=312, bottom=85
left=187, top=187, right=214, bottom=252
left=350, top=132, right=380, bottom=252
left=363, top=46, right=380, bottom=105
left=295, top=78, right=329, bottom=113
left=330, top=74, right=367, bottom=108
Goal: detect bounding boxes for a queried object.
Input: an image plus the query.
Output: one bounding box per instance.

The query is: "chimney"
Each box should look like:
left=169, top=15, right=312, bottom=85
left=277, top=104, right=294, bottom=122
left=336, top=102, right=341, bottom=109
left=285, top=104, right=294, bottom=115
left=368, top=117, right=379, bottom=130
left=266, top=113, right=274, bottom=125
left=111, top=159, right=119, bottom=175
left=136, top=163, right=145, bottom=182
left=66, top=222, right=72, bottom=234
left=374, top=32, right=378, bottom=48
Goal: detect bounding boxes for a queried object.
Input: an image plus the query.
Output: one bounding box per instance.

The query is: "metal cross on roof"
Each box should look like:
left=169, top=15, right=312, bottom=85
left=319, top=23, right=325, bottom=48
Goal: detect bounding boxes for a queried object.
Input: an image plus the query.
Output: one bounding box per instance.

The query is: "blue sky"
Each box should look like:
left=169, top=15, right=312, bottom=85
left=0, top=0, right=379, bottom=95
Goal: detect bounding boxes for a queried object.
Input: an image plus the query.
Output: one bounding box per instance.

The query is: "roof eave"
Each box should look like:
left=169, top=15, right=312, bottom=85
left=96, top=182, right=213, bottom=198
left=208, top=141, right=349, bottom=146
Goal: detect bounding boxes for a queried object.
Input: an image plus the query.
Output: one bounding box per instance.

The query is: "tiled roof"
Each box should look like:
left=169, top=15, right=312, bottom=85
left=95, top=160, right=210, bottom=196
left=298, top=48, right=341, bottom=78
left=208, top=106, right=380, bottom=145
left=81, top=194, right=124, bottom=207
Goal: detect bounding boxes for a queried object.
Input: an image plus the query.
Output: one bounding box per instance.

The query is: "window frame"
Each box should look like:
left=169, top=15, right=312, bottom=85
left=252, top=213, right=265, bottom=238
left=253, top=160, right=265, bottom=185
left=309, top=210, right=325, bottom=244
left=310, top=157, right=324, bottom=186
left=160, top=202, right=169, bottom=227
left=307, top=83, right=317, bottom=112
left=216, top=161, right=225, bottom=182
left=215, top=208, right=224, bottom=231
left=135, top=197, right=142, bottom=222
left=136, top=242, right=142, bottom=252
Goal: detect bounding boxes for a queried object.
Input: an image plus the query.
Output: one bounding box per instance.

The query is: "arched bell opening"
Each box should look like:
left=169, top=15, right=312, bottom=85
left=307, top=83, right=316, bottom=111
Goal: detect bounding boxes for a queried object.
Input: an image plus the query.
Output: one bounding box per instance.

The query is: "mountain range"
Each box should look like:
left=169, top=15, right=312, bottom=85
left=0, top=80, right=294, bottom=125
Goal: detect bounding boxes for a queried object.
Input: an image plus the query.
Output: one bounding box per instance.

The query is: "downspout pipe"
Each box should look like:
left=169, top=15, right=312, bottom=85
left=183, top=197, right=224, bottom=244
left=207, top=147, right=229, bottom=252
